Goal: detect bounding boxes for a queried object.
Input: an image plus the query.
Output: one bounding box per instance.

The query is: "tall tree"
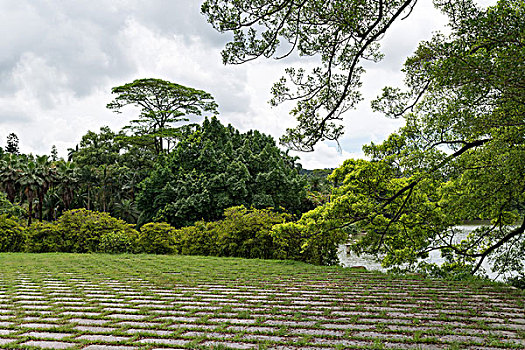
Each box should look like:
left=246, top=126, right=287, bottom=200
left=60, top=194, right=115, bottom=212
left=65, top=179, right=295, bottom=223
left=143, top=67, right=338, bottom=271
left=19, top=159, right=43, bottom=225
left=5, top=133, right=20, bottom=154
left=107, top=78, right=219, bottom=154
left=202, top=0, right=419, bottom=151
left=0, top=154, right=22, bottom=203
left=137, top=117, right=307, bottom=227
left=34, top=155, right=55, bottom=222
left=275, top=0, right=525, bottom=277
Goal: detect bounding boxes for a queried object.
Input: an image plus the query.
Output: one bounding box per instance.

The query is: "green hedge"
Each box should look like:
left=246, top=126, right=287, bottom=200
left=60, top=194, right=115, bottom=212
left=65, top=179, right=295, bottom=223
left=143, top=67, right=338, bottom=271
left=21, top=209, right=138, bottom=254
left=0, top=215, right=25, bottom=252
left=0, top=206, right=340, bottom=265
left=56, top=209, right=137, bottom=253
left=172, top=206, right=292, bottom=260
left=136, top=222, right=176, bottom=254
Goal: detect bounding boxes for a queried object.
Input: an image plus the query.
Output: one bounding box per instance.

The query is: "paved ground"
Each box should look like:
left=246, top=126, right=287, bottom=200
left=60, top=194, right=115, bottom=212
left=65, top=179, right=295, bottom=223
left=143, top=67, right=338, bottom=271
left=0, top=258, right=523, bottom=349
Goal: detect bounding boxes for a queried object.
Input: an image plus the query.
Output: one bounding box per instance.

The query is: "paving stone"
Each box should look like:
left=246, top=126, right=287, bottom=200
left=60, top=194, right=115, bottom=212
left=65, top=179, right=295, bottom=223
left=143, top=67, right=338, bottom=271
left=168, top=323, right=218, bottom=330
left=103, top=308, right=140, bottom=313
left=440, top=334, right=486, bottom=343
left=125, top=328, right=172, bottom=336
left=353, top=331, right=412, bottom=340
left=21, top=340, right=77, bottom=349
left=183, top=331, right=235, bottom=339
left=0, top=321, right=14, bottom=327
left=23, top=317, right=62, bottom=322
left=227, top=326, right=277, bottom=333
left=138, top=304, right=173, bottom=309
left=107, top=313, right=148, bottom=320
left=208, top=317, right=257, bottom=325
left=156, top=316, right=199, bottom=322
left=62, top=306, right=99, bottom=311
left=383, top=342, right=446, bottom=349
left=0, top=338, right=17, bottom=345
left=68, top=318, right=109, bottom=325
left=77, top=334, right=131, bottom=342
left=288, top=328, right=345, bottom=336
left=19, top=322, right=60, bottom=329
left=82, top=346, right=138, bottom=350
left=21, top=331, right=73, bottom=340
left=74, top=325, right=118, bottom=333
left=200, top=341, right=256, bottom=349
left=137, top=338, right=190, bottom=346
left=242, top=334, right=296, bottom=342
left=62, top=311, right=100, bottom=317
left=116, top=321, right=163, bottom=327
left=265, top=320, right=317, bottom=327
left=15, top=299, right=49, bottom=304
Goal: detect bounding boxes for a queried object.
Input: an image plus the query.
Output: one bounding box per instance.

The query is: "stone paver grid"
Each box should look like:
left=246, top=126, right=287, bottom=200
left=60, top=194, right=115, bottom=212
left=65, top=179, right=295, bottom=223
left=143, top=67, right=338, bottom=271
left=0, top=272, right=522, bottom=350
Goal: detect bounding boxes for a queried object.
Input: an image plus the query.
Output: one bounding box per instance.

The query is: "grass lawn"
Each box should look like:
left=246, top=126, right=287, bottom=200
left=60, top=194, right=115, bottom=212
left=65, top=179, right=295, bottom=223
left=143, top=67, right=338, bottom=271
left=0, top=253, right=523, bottom=349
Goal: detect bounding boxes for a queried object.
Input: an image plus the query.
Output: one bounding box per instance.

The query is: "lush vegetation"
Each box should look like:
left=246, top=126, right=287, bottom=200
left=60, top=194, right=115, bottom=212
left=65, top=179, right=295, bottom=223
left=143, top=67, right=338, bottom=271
left=1, top=1, right=523, bottom=286
left=138, top=117, right=307, bottom=227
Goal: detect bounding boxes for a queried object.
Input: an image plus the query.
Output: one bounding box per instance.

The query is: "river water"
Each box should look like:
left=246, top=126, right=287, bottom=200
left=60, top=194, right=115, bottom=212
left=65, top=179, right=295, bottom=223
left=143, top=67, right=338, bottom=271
left=338, top=225, right=522, bottom=281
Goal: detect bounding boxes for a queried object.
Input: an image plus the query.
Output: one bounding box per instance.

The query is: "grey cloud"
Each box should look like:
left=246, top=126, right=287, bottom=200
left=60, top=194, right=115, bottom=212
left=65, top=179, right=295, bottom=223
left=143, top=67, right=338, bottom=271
left=0, top=110, right=31, bottom=124
left=0, top=0, right=221, bottom=108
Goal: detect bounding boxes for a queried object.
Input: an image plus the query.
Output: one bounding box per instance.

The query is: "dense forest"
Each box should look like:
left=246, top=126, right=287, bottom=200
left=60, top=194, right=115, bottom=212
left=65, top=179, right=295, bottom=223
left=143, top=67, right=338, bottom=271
left=0, top=79, right=336, bottom=264
left=1, top=0, right=523, bottom=287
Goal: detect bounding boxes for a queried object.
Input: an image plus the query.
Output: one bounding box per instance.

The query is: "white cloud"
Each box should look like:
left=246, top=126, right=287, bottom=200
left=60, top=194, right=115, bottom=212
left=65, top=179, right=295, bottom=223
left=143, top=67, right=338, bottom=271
left=0, top=0, right=499, bottom=168
left=291, top=142, right=363, bottom=170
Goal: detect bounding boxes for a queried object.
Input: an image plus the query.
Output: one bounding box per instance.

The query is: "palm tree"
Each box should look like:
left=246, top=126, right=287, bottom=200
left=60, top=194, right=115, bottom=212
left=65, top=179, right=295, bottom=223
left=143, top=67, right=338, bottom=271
left=19, top=159, right=44, bottom=225
left=113, top=198, right=139, bottom=223
left=56, top=161, right=80, bottom=211
left=35, top=155, right=56, bottom=221
left=0, top=154, right=22, bottom=203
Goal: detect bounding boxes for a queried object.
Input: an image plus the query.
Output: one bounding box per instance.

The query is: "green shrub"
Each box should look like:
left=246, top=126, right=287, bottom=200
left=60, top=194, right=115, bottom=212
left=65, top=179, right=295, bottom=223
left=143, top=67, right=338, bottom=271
left=214, top=206, right=291, bottom=259
left=172, top=206, right=292, bottom=259
left=56, top=209, right=138, bottom=253
left=0, top=214, right=25, bottom=252
left=271, top=205, right=347, bottom=265
left=0, top=192, right=25, bottom=218
left=173, top=221, right=218, bottom=256
left=137, top=222, right=177, bottom=254
left=99, top=230, right=136, bottom=254
left=25, top=222, right=64, bottom=253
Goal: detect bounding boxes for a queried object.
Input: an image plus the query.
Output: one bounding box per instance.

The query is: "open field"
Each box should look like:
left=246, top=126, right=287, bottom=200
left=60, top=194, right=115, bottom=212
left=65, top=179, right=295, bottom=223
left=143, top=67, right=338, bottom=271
left=0, top=253, right=523, bottom=350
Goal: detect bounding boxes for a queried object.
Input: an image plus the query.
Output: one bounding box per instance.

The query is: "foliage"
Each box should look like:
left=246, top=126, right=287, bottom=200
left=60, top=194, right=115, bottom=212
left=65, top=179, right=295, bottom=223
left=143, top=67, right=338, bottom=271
left=136, top=222, right=177, bottom=254
left=172, top=221, right=217, bottom=256
left=98, top=230, right=135, bottom=254
left=172, top=206, right=292, bottom=260
left=0, top=192, right=24, bottom=218
left=301, top=168, right=334, bottom=209
left=24, top=222, right=63, bottom=253
left=283, top=1, right=525, bottom=278
left=0, top=214, right=25, bottom=252
left=138, top=117, right=307, bottom=227
left=67, top=126, right=151, bottom=222
left=202, top=0, right=420, bottom=151
left=272, top=201, right=350, bottom=266
left=213, top=206, right=291, bottom=259
left=5, top=133, right=19, bottom=154
left=107, top=78, right=218, bottom=154
left=0, top=153, right=57, bottom=224
left=55, top=209, right=138, bottom=253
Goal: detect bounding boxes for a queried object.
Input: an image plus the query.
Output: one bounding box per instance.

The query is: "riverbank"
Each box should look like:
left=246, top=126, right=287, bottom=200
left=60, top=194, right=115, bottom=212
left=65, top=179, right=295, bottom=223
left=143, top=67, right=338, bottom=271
left=0, top=253, right=523, bottom=349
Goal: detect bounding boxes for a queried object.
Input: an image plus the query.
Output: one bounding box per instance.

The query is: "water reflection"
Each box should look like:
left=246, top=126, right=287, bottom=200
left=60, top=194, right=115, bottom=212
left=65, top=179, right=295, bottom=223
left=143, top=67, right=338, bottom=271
left=338, top=225, right=522, bottom=281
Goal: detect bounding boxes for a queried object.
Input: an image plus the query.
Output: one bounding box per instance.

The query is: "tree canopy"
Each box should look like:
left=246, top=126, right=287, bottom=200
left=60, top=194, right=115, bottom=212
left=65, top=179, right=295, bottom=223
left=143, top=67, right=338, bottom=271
left=137, top=117, right=307, bottom=227
left=274, top=0, right=525, bottom=278
left=107, top=78, right=218, bottom=154
left=202, top=0, right=420, bottom=151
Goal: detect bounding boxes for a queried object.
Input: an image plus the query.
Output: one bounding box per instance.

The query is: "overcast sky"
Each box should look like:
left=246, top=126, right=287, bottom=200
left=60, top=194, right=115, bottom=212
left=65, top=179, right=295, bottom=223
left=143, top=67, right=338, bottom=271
left=0, top=0, right=495, bottom=169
